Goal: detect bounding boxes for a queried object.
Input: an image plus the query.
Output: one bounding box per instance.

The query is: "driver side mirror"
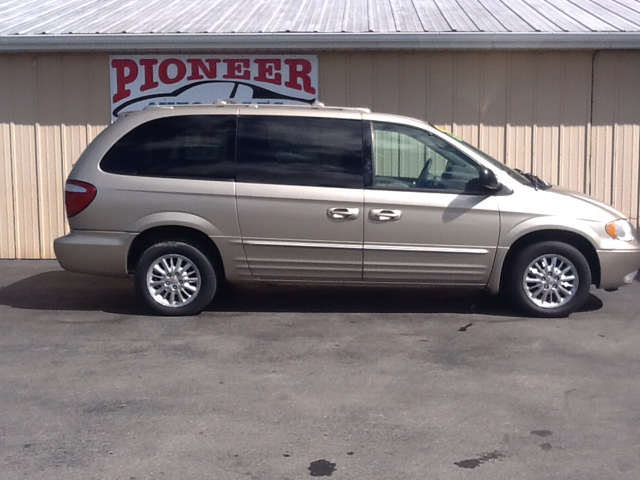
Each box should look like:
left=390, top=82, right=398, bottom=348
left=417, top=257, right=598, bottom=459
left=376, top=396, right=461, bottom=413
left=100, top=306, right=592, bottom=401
left=479, top=168, right=501, bottom=192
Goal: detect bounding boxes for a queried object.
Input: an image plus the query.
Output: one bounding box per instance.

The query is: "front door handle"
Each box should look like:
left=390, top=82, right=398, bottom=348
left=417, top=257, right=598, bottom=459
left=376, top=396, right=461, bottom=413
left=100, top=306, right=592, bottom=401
left=327, top=207, right=360, bottom=220
left=370, top=209, right=402, bottom=221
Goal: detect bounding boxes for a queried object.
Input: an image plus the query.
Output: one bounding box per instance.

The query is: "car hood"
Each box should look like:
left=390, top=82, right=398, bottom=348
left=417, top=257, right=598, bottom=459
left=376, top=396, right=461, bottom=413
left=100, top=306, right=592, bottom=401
left=547, top=186, right=626, bottom=220
left=499, top=184, right=627, bottom=223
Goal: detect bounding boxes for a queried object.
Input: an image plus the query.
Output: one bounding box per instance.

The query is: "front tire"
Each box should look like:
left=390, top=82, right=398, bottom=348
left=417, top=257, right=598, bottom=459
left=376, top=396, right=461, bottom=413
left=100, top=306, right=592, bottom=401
left=134, top=241, right=217, bottom=316
left=507, top=241, right=591, bottom=318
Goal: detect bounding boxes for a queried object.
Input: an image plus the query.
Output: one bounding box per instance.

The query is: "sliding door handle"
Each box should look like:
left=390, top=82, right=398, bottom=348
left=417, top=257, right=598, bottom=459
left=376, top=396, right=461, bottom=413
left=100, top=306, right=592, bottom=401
left=369, top=209, right=402, bottom=221
left=327, top=207, right=360, bottom=220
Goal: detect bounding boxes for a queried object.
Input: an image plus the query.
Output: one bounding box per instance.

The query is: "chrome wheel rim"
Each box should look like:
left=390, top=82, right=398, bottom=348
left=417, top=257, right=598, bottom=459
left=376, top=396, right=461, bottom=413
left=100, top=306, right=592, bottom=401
left=523, top=254, right=578, bottom=309
left=146, top=254, right=201, bottom=308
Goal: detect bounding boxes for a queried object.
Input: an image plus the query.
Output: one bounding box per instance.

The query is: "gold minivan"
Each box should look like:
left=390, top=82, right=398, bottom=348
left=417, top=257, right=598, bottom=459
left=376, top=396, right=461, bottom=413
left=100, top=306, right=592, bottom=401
left=54, top=104, right=640, bottom=317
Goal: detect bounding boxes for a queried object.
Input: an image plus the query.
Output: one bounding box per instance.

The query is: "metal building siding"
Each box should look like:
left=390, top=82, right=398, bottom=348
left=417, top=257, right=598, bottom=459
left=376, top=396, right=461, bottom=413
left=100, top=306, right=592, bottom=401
left=0, top=55, right=16, bottom=258
left=478, top=52, right=508, bottom=164
left=35, top=55, right=64, bottom=259
left=10, top=56, right=40, bottom=259
left=558, top=53, right=592, bottom=194
left=0, top=53, right=109, bottom=259
left=1, top=50, right=640, bottom=259
left=591, top=51, right=640, bottom=227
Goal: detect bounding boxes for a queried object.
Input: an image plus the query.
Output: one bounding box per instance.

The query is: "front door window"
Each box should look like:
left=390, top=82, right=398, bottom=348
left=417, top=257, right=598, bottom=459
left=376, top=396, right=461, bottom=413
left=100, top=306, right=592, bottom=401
left=372, top=122, right=483, bottom=194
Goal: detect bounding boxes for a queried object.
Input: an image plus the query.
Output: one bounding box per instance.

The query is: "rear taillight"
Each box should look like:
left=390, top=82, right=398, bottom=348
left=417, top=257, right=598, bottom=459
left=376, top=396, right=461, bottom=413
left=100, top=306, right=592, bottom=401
left=65, top=180, right=97, bottom=217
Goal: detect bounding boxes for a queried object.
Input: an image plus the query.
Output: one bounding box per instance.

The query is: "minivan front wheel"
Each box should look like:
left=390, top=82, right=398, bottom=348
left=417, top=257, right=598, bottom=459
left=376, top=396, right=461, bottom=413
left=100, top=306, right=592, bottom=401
left=507, top=241, right=591, bottom=318
left=134, top=242, right=217, bottom=316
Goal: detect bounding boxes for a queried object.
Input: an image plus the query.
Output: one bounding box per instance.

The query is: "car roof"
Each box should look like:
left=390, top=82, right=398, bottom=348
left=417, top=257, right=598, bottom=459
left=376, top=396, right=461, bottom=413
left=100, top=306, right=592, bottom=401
left=118, top=103, right=438, bottom=129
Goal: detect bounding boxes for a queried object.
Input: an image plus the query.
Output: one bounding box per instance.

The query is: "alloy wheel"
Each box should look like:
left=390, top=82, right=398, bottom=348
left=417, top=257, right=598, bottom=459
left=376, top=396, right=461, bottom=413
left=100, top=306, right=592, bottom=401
left=146, top=254, right=201, bottom=307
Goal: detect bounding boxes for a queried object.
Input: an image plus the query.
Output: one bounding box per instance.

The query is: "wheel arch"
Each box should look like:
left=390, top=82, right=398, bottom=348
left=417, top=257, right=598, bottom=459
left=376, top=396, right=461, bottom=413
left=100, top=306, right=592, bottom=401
left=499, top=229, right=601, bottom=292
left=127, top=225, right=225, bottom=280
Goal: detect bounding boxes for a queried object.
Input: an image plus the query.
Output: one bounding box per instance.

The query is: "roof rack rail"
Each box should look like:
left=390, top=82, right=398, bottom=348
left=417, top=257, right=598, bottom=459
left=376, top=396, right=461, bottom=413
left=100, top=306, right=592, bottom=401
left=138, top=102, right=371, bottom=113
left=142, top=104, right=174, bottom=110
left=237, top=103, right=371, bottom=113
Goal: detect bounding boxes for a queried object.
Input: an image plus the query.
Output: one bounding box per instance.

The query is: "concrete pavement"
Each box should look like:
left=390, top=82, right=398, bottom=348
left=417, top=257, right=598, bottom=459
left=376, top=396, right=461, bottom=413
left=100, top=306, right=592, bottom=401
left=0, top=260, right=639, bottom=479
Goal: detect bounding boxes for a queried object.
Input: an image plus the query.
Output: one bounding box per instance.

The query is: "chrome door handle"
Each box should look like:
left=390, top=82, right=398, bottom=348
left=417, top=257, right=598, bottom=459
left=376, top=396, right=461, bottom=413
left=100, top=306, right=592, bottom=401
left=370, top=209, right=402, bottom=221
left=327, top=207, right=360, bottom=219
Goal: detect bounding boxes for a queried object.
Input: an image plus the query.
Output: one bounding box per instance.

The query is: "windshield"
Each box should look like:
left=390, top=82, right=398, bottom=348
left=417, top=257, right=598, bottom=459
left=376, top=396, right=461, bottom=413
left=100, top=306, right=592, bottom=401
left=434, top=128, right=537, bottom=188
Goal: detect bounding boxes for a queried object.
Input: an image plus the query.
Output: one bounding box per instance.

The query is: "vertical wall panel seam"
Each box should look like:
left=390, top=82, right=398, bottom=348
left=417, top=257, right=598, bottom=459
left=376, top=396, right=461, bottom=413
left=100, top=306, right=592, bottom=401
left=58, top=55, right=66, bottom=227
left=478, top=52, right=483, bottom=147
left=452, top=54, right=457, bottom=134
left=33, top=55, right=44, bottom=259
left=424, top=51, right=429, bottom=122
left=610, top=53, right=619, bottom=207
left=7, top=55, right=17, bottom=258
left=585, top=51, right=596, bottom=195
left=398, top=52, right=403, bottom=114
left=9, top=57, right=21, bottom=259
left=501, top=53, right=508, bottom=165
left=557, top=52, right=565, bottom=186
left=85, top=57, right=92, bottom=147
left=479, top=53, right=483, bottom=148
left=346, top=52, right=351, bottom=106
left=503, top=52, right=510, bottom=166
left=530, top=52, right=537, bottom=175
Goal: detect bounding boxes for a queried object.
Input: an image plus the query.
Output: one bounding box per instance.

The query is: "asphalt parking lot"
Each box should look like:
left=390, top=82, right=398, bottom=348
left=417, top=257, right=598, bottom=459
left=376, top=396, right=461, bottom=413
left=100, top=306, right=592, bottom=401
left=0, top=260, right=639, bottom=480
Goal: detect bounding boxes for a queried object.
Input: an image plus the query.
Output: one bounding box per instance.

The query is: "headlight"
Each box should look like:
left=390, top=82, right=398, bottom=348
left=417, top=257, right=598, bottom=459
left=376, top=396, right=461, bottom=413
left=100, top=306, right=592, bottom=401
left=605, top=220, right=635, bottom=242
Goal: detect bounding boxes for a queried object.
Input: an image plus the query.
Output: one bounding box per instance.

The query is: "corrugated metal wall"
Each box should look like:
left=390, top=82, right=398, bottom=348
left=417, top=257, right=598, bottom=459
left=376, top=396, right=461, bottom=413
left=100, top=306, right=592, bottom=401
left=0, top=53, right=109, bottom=259
left=1, top=50, right=639, bottom=259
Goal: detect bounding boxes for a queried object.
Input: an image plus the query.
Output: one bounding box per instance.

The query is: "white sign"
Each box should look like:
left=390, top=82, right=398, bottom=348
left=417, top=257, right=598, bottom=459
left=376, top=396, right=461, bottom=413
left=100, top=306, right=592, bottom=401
left=109, top=55, right=318, bottom=121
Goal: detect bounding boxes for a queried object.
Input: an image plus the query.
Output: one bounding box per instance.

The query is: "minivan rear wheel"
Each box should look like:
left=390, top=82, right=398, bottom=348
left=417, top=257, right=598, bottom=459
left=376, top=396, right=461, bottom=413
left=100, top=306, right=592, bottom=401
left=134, top=241, right=217, bottom=316
left=507, top=241, right=591, bottom=318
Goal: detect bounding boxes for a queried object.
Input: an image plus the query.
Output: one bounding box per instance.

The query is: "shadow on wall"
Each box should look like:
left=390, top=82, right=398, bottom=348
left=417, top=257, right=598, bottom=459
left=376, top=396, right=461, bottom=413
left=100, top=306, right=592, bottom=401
left=0, top=270, right=604, bottom=318
left=0, top=53, right=110, bottom=128
left=2, top=51, right=636, bottom=128
left=324, top=51, right=636, bottom=128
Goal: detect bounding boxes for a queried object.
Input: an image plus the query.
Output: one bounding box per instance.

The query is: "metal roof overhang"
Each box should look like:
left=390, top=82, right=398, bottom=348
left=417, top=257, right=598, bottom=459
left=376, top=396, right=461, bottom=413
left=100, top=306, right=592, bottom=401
left=2, top=32, right=640, bottom=52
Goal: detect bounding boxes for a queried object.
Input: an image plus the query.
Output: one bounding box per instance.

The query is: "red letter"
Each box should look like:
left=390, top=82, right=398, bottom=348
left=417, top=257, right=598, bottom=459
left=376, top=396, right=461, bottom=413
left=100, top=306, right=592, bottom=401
left=187, top=59, right=220, bottom=80
left=158, top=59, right=187, bottom=85
left=284, top=59, right=316, bottom=94
left=223, top=59, right=250, bottom=80
left=254, top=59, right=282, bottom=85
left=139, top=59, right=159, bottom=92
left=111, top=59, right=138, bottom=103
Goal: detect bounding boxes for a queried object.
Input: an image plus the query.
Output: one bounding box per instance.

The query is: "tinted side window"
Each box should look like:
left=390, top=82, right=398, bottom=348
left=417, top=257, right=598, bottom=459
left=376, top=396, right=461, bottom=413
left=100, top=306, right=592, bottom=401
left=237, top=116, right=363, bottom=189
left=100, top=115, right=235, bottom=180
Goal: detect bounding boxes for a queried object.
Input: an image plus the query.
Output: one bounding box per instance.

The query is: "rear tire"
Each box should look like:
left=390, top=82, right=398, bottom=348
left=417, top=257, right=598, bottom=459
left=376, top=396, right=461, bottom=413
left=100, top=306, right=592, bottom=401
left=506, top=241, right=591, bottom=318
left=134, top=241, right=217, bottom=316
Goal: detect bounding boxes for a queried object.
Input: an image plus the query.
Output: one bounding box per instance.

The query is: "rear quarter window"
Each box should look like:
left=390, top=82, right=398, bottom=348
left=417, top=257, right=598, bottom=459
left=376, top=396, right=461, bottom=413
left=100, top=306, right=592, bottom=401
left=236, top=116, right=364, bottom=189
left=100, top=115, right=236, bottom=180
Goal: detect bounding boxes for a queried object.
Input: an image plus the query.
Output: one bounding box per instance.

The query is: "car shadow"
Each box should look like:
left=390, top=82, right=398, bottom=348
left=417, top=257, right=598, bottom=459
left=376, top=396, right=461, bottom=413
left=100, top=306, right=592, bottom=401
left=0, top=270, right=603, bottom=318
left=0, top=271, right=146, bottom=316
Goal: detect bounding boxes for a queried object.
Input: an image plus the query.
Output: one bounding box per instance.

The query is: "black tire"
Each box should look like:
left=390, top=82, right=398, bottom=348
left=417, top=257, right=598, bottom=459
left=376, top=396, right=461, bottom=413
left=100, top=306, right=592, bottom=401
left=134, top=241, right=217, bottom=316
left=506, top=241, right=591, bottom=318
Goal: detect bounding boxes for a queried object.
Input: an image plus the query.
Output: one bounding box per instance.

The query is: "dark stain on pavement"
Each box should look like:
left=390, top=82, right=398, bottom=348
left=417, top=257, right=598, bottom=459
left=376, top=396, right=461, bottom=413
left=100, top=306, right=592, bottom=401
left=541, top=442, right=553, bottom=451
left=531, top=430, right=553, bottom=437
left=308, top=459, right=336, bottom=477
left=455, top=451, right=505, bottom=469
left=458, top=323, right=473, bottom=332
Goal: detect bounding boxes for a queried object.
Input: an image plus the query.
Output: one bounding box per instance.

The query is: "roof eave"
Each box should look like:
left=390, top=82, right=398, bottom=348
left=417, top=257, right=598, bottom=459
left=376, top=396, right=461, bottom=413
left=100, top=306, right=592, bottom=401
left=2, top=32, right=640, bottom=52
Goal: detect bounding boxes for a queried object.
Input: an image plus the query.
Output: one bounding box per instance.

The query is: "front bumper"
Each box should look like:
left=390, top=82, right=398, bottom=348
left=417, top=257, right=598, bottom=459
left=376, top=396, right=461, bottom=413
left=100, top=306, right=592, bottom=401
left=597, top=248, right=640, bottom=290
left=54, top=230, right=136, bottom=278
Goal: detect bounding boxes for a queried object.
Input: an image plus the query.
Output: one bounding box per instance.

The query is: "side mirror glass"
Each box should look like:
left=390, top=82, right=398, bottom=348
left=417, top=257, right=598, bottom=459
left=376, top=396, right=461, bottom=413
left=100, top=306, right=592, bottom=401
left=479, top=168, right=500, bottom=192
